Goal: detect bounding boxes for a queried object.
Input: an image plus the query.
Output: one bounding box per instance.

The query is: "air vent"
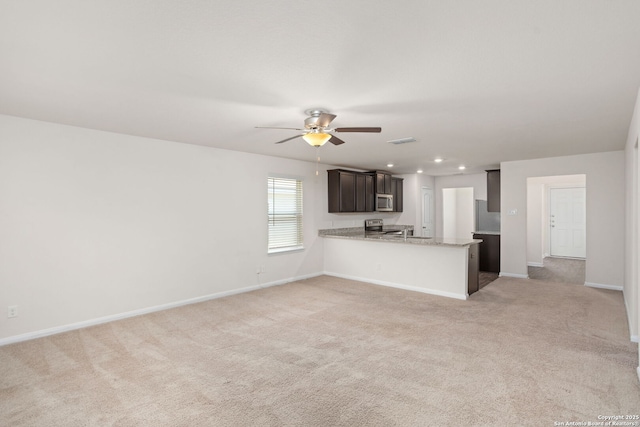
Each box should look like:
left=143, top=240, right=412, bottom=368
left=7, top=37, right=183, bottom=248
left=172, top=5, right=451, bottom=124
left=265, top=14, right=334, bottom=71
left=387, top=137, right=416, bottom=145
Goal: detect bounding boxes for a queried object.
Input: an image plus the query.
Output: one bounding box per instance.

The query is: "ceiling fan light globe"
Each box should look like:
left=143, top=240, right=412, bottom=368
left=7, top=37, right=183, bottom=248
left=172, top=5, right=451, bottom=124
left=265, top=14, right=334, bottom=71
left=302, top=133, right=331, bottom=147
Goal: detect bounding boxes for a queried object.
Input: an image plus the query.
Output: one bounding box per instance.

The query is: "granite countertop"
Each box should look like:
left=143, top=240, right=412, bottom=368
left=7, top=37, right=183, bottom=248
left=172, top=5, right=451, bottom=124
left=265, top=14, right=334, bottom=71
left=318, top=227, right=480, bottom=247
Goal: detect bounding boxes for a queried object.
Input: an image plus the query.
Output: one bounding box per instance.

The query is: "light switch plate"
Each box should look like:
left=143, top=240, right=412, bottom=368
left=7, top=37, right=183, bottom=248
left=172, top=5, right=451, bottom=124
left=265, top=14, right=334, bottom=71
left=508, top=209, right=518, bottom=215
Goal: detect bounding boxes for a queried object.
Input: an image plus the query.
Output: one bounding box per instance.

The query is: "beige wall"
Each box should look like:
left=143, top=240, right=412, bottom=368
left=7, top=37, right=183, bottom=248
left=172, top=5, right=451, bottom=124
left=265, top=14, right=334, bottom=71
left=526, top=180, right=545, bottom=266
left=0, top=115, right=326, bottom=343
left=624, top=88, right=640, bottom=349
left=395, top=173, right=436, bottom=234
left=501, top=151, right=625, bottom=289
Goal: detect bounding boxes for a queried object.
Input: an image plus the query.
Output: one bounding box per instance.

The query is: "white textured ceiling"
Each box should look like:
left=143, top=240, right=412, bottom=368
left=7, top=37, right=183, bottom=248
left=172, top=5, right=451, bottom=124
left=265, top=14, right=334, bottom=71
left=1, top=1, right=640, bottom=175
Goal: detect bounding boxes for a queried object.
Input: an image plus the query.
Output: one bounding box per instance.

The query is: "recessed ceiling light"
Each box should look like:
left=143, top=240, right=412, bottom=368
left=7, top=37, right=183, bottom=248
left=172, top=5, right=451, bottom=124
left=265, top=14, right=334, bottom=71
left=434, top=158, right=443, bottom=163
left=387, top=163, right=394, bottom=168
left=417, top=169, right=423, bottom=174
left=458, top=165, right=466, bottom=170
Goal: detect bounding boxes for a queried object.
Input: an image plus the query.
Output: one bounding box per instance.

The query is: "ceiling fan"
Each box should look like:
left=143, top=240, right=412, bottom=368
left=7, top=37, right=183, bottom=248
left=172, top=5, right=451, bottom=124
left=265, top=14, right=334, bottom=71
left=255, top=109, right=382, bottom=146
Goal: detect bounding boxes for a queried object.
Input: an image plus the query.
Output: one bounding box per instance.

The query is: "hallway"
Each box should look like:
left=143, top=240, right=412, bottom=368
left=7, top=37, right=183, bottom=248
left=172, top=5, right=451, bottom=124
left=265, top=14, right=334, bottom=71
left=528, top=257, right=586, bottom=285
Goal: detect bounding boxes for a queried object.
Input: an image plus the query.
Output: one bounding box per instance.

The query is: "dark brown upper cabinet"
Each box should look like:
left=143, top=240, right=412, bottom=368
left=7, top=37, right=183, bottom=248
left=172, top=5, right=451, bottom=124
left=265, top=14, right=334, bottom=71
left=328, top=169, right=401, bottom=213
left=328, top=169, right=356, bottom=213
left=391, top=177, right=403, bottom=212
left=355, top=173, right=375, bottom=212
left=486, top=169, right=501, bottom=212
left=373, top=171, right=393, bottom=194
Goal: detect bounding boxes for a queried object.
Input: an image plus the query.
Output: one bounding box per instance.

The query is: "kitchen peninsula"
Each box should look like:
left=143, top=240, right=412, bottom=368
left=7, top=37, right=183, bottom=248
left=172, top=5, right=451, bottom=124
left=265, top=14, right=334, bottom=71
left=319, top=227, right=481, bottom=300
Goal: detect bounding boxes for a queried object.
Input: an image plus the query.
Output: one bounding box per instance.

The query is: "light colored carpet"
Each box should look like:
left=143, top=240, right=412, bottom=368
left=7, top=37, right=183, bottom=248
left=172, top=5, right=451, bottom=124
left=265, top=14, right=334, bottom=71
left=1, top=275, right=638, bottom=426
left=528, top=257, right=586, bottom=284
left=479, top=271, right=499, bottom=289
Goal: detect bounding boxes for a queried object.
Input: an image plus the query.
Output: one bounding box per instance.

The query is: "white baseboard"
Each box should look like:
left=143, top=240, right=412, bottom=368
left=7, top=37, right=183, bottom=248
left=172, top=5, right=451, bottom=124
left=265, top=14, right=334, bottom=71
left=527, top=262, right=544, bottom=267
left=584, top=282, right=623, bottom=291
left=257, top=272, right=323, bottom=288
left=323, top=271, right=468, bottom=301
left=624, top=295, right=638, bottom=344
left=0, top=272, right=324, bottom=347
left=499, top=272, right=529, bottom=279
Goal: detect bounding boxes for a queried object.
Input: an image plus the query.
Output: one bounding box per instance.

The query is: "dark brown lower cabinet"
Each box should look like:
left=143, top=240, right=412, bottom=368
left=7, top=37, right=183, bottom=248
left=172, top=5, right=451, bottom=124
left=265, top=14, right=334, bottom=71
left=468, top=243, right=479, bottom=295
left=473, top=233, right=500, bottom=273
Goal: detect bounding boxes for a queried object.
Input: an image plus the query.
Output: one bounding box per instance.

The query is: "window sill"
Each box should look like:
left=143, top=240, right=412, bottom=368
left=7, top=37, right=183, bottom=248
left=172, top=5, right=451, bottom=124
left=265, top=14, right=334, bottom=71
left=268, top=245, right=304, bottom=255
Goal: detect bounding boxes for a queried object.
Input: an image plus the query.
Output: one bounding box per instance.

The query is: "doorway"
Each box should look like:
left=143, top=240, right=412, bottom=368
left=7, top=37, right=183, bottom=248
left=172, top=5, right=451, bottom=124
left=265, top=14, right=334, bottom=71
left=526, top=174, right=586, bottom=283
left=442, top=187, right=474, bottom=239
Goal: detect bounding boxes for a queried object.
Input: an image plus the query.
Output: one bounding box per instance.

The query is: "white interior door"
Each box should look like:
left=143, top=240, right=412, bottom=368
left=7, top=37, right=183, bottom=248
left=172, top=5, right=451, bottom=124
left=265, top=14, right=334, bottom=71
left=550, top=187, right=586, bottom=258
left=421, top=187, right=434, bottom=238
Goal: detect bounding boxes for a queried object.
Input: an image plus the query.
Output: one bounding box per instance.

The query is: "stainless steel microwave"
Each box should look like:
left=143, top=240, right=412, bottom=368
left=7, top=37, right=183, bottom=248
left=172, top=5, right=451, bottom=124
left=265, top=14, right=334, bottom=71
left=376, top=194, right=393, bottom=211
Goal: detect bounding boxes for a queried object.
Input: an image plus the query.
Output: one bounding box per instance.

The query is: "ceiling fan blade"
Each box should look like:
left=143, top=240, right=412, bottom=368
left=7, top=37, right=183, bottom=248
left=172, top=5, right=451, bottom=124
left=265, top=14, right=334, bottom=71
left=317, top=113, right=337, bottom=127
left=256, top=126, right=304, bottom=130
left=274, top=134, right=303, bottom=144
left=329, top=135, right=346, bottom=145
left=334, top=127, right=382, bottom=133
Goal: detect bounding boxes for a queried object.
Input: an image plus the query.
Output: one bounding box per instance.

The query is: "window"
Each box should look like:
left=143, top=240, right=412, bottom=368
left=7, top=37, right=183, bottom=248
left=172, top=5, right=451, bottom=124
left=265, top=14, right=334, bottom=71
left=268, top=176, right=303, bottom=253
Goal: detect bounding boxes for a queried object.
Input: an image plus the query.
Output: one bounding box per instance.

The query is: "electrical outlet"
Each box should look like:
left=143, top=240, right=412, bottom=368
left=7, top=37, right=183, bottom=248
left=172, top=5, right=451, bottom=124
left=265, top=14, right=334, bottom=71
left=7, top=305, right=18, bottom=318
left=260, top=265, right=266, bottom=273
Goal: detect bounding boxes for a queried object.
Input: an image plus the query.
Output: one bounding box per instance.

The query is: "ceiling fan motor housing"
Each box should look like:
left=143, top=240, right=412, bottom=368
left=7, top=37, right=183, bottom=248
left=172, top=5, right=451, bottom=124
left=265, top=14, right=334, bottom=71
left=304, top=116, right=322, bottom=129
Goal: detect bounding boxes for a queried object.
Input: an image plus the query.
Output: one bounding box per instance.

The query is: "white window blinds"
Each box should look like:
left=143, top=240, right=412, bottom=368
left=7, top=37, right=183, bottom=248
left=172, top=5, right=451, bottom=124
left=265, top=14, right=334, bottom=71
left=268, top=176, right=303, bottom=253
